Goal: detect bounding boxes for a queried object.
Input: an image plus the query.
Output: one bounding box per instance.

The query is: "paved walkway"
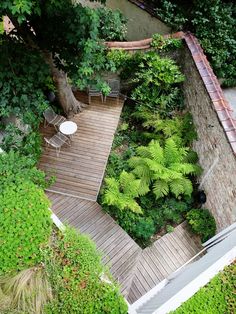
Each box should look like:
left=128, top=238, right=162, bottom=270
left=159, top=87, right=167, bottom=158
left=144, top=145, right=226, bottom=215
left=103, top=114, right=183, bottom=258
left=39, top=93, right=202, bottom=303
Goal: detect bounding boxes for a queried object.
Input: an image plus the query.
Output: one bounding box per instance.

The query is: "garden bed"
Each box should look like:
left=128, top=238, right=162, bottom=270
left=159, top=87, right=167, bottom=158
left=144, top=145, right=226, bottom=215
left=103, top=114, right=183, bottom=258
left=172, top=261, right=236, bottom=313
left=99, top=35, right=216, bottom=247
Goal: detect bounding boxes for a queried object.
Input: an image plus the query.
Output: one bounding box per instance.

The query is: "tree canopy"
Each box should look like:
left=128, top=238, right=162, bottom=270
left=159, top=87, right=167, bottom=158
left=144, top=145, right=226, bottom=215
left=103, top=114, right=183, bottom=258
left=0, top=0, right=126, bottom=117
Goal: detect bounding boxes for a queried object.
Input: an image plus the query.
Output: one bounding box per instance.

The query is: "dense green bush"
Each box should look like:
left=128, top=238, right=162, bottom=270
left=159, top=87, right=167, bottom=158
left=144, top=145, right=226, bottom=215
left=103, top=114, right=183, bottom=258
left=151, top=0, right=236, bottom=86
left=139, top=111, right=197, bottom=146
left=1, top=124, right=43, bottom=162
left=97, top=8, right=127, bottom=41
left=186, top=208, right=216, bottom=242
left=45, top=227, right=128, bottom=314
left=172, top=262, right=236, bottom=313
left=0, top=181, right=52, bottom=275
left=131, top=52, right=185, bottom=114
left=100, top=46, right=201, bottom=244
left=0, top=151, right=54, bottom=191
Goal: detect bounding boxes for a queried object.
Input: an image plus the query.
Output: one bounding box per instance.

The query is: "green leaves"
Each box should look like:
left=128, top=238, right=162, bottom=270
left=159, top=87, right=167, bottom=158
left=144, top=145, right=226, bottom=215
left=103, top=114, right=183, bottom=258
left=0, top=181, right=52, bottom=275
left=131, top=51, right=185, bottom=115
left=172, top=263, right=236, bottom=314
left=129, top=138, right=202, bottom=199
left=103, top=171, right=143, bottom=214
left=186, top=208, right=216, bottom=242
left=45, top=227, right=128, bottom=314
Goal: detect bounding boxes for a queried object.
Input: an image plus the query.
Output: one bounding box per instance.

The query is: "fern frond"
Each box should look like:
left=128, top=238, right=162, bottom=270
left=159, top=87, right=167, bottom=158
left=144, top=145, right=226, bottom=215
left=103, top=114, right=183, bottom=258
left=164, top=138, right=181, bottom=165
left=149, top=140, right=165, bottom=165
left=170, top=163, right=198, bottom=175
left=126, top=199, right=143, bottom=214
left=105, top=177, right=119, bottom=194
left=184, top=150, right=199, bottom=163
left=119, top=171, right=140, bottom=197
left=153, top=180, right=169, bottom=199
left=180, top=178, right=193, bottom=196
left=138, top=179, right=150, bottom=196
left=136, top=145, right=152, bottom=158
left=132, top=164, right=152, bottom=186
left=169, top=178, right=185, bottom=198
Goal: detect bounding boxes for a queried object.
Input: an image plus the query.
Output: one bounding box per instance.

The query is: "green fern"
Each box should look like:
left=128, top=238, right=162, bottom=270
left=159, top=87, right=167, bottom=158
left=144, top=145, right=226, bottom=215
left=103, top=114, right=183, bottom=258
left=103, top=171, right=143, bottom=214
left=133, top=110, right=198, bottom=146
left=129, top=138, right=202, bottom=199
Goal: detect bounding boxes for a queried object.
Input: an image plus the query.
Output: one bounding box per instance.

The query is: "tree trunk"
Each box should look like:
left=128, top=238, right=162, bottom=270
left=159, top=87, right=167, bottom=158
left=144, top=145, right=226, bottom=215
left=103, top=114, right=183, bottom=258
left=43, top=52, right=86, bottom=117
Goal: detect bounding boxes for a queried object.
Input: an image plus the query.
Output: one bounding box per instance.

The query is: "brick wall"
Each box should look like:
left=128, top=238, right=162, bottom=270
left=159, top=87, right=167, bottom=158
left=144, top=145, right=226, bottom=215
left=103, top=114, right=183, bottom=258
left=181, top=45, right=236, bottom=231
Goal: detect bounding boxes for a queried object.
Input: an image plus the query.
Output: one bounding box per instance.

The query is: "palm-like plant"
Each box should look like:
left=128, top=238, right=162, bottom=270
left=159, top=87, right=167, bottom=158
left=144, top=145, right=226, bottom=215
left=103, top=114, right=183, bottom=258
left=129, top=138, right=202, bottom=199
left=103, top=171, right=143, bottom=214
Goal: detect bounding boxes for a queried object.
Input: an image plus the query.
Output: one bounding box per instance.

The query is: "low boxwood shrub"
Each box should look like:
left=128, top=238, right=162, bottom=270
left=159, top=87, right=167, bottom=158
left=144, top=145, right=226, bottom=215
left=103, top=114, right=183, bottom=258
left=45, top=227, right=128, bottom=314
left=172, top=262, right=236, bottom=313
left=0, top=181, right=52, bottom=275
left=186, top=208, right=216, bottom=242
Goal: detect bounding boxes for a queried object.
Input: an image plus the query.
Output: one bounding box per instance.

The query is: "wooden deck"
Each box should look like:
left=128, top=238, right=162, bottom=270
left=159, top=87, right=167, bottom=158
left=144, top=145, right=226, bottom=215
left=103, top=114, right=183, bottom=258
left=127, top=222, right=202, bottom=303
left=39, top=94, right=123, bottom=201
left=40, top=94, right=203, bottom=303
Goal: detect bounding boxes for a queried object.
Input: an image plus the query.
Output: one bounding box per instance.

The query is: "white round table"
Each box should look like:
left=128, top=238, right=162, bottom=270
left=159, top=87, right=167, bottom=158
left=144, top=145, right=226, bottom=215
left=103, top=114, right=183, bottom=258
left=59, top=121, right=77, bottom=138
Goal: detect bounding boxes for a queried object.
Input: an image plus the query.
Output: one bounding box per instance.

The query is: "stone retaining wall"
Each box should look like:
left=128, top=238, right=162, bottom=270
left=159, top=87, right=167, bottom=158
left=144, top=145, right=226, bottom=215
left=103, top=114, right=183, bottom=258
left=181, top=44, right=236, bottom=231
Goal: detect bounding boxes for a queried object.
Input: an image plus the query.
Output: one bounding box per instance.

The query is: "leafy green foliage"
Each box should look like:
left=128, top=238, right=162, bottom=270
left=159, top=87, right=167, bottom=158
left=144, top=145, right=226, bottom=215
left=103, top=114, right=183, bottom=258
left=186, top=208, right=216, bottom=242
left=0, top=151, right=54, bottom=191
left=1, top=124, right=43, bottom=162
left=131, top=51, right=185, bottom=115
left=151, top=0, right=236, bottom=86
left=129, top=138, right=201, bottom=199
left=154, top=0, right=188, bottom=30
left=142, top=112, right=197, bottom=146
left=0, top=181, right=52, bottom=275
left=151, top=33, right=182, bottom=51
left=0, top=41, right=49, bottom=127
left=172, top=262, right=236, bottom=313
left=97, top=8, right=127, bottom=40
left=103, top=171, right=143, bottom=214
left=45, top=227, right=128, bottom=314
left=100, top=47, right=200, bottom=244
left=132, top=217, right=156, bottom=241
left=107, top=49, right=132, bottom=72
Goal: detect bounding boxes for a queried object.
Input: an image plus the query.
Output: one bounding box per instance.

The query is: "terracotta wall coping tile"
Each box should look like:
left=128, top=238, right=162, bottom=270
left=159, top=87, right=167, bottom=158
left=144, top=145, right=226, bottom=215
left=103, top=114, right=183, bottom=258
left=106, top=31, right=236, bottom=155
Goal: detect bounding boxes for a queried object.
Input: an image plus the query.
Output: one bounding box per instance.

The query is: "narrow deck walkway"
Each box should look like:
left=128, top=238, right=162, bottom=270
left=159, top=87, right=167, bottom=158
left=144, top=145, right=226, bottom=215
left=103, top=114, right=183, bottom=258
left=39, top=93, right=202, bottom=303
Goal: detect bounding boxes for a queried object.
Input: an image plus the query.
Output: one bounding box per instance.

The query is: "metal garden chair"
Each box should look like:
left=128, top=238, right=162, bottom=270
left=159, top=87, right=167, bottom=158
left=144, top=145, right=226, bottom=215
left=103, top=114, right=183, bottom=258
left=43, top=107, right=66, bottom=130
left=104, top=79, right=120, bottom=104
left=44, top=132, right=70, bottom=157
left=87, top=85, right=103, bottom=104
